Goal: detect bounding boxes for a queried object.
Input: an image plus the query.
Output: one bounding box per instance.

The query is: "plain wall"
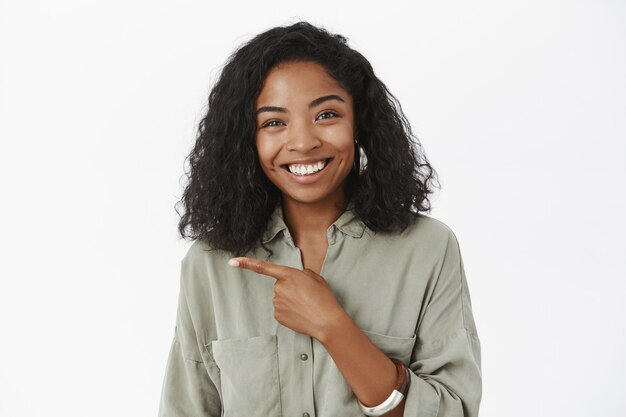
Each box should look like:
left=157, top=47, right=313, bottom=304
left=0, top=0, right=624, bottom=416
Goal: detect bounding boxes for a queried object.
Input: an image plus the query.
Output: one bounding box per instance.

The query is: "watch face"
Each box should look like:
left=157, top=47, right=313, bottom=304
left=358, top=358, right=410, bottom=415
left=358, top=390, right=406, bottom=417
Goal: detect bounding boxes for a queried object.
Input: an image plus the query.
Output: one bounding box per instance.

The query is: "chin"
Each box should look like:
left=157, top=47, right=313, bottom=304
left=282, top=192, right=329, bottom=205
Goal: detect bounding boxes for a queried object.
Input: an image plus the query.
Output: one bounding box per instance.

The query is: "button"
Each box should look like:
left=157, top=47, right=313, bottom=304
left=303, top=413, right=310, bottom=417
left=300, top=353, right=308, bottom=361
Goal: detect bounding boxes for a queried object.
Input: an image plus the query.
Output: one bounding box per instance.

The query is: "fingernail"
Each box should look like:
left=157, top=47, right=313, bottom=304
left=228, top=258, right=240, bottom=267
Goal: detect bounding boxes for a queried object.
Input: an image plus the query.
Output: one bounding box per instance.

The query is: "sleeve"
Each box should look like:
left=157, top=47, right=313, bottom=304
left=402, top=229, right=482, bottom=417
left=158, top=258, right=222, bottom=417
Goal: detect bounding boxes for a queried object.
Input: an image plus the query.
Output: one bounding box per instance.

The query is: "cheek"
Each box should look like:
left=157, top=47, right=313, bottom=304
left=336, top=133, right=355, bottom=159
left=322, top=125, right=353, bottom=150
left=255, top=136, right=279, bottom=169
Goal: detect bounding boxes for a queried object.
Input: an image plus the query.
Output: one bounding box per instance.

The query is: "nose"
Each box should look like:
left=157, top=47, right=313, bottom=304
left=286, top=122, right=322, bottom=153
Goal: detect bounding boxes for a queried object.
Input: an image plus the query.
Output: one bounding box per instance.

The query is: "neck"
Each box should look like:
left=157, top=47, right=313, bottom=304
left=281, top=194, right=349, bottom=245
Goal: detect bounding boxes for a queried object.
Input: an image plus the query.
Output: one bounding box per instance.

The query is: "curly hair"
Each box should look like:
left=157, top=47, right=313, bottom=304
left=176, top=20, right=440, bottom=258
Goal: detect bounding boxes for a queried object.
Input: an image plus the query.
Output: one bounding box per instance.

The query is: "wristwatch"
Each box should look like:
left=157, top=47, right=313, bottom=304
left=357, top=358, right=411, bottom=416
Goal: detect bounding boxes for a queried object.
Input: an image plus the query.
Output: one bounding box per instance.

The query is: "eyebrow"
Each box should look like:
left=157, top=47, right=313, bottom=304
left=255, top=94, right=345, bottom=116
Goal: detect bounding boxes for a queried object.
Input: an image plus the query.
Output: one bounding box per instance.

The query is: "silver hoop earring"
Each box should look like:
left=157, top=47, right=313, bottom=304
left=354, top=139, right=368, bottom=176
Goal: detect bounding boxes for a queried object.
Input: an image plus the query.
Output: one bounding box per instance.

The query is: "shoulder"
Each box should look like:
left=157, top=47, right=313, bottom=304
left=179, top=239, right=231, bottom=291
left=364, top=213, right=460, bottom=261
left=408, top=215, right=464, bottom=263
left=182, top=238, right=230, bottom=266
left=389, top=213, right=458, bottom=248
left=409, top=214, right=454, bottom=238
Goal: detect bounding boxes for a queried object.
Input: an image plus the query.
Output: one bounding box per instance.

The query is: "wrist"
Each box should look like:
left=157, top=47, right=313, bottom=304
left=316, top=306, right=352, bottom=344
left=357, top=358, right=411, bottom=416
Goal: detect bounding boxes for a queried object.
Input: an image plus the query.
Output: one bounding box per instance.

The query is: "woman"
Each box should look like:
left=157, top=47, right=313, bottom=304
left=159, top=21, right=482, bottom=417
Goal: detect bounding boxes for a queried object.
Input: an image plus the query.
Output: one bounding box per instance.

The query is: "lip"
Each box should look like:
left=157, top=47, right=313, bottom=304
left=281, top=157, right=332, bottom=167
left=280, top=158, right=333, bottom=185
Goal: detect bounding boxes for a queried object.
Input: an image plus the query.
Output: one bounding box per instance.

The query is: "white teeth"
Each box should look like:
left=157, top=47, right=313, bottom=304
left=288, top=159, right=327, bottom=176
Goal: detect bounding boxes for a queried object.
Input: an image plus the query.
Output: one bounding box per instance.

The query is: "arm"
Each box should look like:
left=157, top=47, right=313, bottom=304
left=158, top=258, right=222, bottom=417
left=318, top=312, right=408, bottom=417
left=318, top=229, right=482, bottom=417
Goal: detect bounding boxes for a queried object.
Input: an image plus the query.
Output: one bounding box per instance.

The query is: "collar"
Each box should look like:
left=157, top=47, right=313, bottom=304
left=262, top=201, right=367, bottom=244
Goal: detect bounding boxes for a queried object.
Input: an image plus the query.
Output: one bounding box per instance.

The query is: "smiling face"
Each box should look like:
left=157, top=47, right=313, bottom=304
left=255, top=60, right=355, bottom=208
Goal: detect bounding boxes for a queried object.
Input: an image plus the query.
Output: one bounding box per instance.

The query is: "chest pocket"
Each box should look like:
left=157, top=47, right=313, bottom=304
left=321, top=329, right=417, bottom=416
left=361, top=329, right=417, bottom=364
left=211, top=334, right=282, bottom=417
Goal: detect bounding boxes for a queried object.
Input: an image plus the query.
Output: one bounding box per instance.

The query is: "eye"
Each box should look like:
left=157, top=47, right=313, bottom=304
left=317, top=111, right=338, bottom=121
left=261, top=120, right=285, bottom=128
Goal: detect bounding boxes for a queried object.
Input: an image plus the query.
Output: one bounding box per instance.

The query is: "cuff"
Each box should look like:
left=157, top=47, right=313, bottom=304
left=401, top=370, right=439, bottom=417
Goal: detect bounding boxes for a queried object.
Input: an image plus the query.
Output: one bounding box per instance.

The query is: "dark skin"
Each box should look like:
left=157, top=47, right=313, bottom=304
left=228, top=61, right=407, bottom=416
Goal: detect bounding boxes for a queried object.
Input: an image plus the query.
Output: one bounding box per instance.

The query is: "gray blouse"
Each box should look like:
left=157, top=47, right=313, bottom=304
left=158, top=202, right=482, bottom=416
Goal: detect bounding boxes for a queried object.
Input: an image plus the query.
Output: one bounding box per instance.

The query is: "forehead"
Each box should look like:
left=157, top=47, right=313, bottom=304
left=256, top=61, right=350, bottom=106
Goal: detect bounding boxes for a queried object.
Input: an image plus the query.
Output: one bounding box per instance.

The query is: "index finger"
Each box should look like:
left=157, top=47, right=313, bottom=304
left=228, top=257, right=294, bottom=280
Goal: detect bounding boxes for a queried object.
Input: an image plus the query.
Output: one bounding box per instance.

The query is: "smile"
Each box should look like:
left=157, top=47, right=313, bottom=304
left=284, top=158, right=331, bottom=175
left=280, top=158, right=333, bottom=183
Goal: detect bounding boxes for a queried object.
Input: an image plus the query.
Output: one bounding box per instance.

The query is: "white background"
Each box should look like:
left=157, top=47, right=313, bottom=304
left=1, top=1, right=624, bottom=416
